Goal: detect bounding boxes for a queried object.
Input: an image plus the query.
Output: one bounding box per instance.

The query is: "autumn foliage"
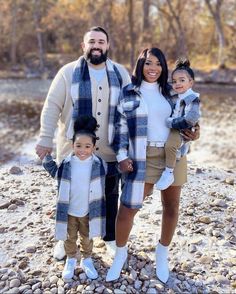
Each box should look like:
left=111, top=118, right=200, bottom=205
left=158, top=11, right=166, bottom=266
left=0, top=0, right=235, bottom=72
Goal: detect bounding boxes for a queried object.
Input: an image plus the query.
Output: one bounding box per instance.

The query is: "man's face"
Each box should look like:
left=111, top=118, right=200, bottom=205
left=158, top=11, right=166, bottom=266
left=82, top=31, right=109, bottom=65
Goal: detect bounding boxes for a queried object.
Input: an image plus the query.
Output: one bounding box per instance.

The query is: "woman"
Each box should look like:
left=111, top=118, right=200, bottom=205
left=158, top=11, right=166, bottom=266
left=106, top=48, right=199, bottom=283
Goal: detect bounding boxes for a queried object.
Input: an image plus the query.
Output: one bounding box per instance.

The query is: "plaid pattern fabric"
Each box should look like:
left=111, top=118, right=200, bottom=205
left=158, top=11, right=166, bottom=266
left=43, top=154, right=106, bottom=240
left=112, top=84, right=174, bottom=209
left=68, top=56, right=123, bottom=143
left=169, top=92, right=200, bottom=130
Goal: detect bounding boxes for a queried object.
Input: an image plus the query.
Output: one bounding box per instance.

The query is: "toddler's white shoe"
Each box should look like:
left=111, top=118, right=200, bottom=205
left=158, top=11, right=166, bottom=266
left=53, top=240, right=66, bottom=260
left=80, top=257, right=98, bottom=279
left=105, top=240, right=116, bottom=257
left=62, top=257, right=77, bottom=280
left=156, top=169, right=174, bottom=190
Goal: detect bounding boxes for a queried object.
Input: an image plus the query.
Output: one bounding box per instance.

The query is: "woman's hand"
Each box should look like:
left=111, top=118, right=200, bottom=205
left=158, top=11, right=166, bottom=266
left=119, top=158, right=133, bottom=173
left=181, top=123, right=200, bottom=141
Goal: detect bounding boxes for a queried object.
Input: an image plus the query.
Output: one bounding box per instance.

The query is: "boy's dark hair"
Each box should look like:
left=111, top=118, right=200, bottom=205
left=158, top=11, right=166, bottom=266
left=172, top=58, right=194, bottom=80
left=84, top=26, right=109, bottom=42
left=73, top=115, right=97, bottom=145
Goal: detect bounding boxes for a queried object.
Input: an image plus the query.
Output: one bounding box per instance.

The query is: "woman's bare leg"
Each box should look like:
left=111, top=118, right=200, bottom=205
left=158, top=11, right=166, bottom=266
left=115, top=204, right=139, bottom=247
left=160, top=185, right=181, bottom=246
left=143, top=182, right=154, bottom=200
left=115, top=182, right=154, bottom=246
left=106, top=183, right=154, bottom=282
left=156, top=185, right=181, bottom=283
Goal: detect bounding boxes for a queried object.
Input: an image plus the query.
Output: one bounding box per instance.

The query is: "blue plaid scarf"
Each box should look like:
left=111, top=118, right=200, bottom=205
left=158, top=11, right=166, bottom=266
left=68, top=56, right=122, bottom=143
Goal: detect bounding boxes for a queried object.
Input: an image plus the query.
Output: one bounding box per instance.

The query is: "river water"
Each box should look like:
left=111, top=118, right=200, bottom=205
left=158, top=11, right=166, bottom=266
left=0, top=79, right=235, bottom=170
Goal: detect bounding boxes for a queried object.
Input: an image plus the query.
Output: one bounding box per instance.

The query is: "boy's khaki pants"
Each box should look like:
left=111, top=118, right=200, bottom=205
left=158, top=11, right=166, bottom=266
left=64, top=214, right=93, bottom=259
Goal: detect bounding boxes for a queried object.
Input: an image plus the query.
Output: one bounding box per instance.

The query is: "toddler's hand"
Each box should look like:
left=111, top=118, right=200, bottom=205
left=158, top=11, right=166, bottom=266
left=182, top=124, right=200, bottom=141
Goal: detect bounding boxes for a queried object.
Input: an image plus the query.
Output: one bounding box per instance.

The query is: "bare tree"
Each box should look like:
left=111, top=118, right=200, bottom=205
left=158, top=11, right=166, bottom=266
left=10, top=1, right=18, bottom=65
left=152, top=0, right=188, bottom=58
left=142, top=0, right=151, bottom=45
left=165, top=0, right=187, bottom=56
left=205, top=0, right=226, bottom=68
left=33, top=0, right=45, bottom=73
left=127, top=0, right=135, bottom=68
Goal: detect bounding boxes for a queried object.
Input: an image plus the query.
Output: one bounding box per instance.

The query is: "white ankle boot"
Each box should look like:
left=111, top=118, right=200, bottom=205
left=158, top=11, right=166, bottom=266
left=62, top=257, right=77, bottom=280
left=53, top=240, right=66, bottom=260
left=106, top=246, right=128, bottom=282
left=156, top=242, right=169, bottom=283
left=105, top=240, right=116, bottom=257
left=80, top=257, right=98, bottom=279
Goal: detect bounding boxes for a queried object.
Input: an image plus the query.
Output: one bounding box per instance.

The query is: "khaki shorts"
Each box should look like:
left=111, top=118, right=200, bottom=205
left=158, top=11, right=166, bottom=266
left=145, top=146, right=187, bottom=186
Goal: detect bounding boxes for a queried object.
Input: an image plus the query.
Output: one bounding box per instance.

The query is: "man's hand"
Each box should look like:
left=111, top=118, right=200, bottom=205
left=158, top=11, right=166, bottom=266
left=181, top=123, right=200, bottom=141
left=35, top=145, right=53, bottom=160
left=118, top=158, right=133, bottom=173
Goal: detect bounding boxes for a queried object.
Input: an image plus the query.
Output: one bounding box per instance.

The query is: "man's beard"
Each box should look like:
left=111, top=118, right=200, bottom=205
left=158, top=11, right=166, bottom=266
left=85, top=48, right=108, bottom=65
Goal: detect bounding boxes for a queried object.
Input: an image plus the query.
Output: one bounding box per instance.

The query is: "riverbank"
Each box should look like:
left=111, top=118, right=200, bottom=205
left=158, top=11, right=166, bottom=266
left=1, top=79, right=236, bottom=170
left=0, top=160, right=235, bottom=293
left=0, top=78, right=236, bottom=293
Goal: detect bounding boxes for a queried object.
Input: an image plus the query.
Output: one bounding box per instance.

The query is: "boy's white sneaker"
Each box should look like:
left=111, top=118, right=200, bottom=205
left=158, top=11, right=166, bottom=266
left=53, top=240, right=66, bottom=260
left=62, top=257, right=77, bottom=280
left=156, top=169, right=174, bottom=190
left=80, top=257, right=98, bottom=279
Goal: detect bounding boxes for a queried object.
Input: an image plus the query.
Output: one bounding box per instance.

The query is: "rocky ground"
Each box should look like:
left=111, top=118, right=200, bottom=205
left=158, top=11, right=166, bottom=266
left=0, top=161, right=235, bottom=293
left=0, top=79, right=236, bottom=293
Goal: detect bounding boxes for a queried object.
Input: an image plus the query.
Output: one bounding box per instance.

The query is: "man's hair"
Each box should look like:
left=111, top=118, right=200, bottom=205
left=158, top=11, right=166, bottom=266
left=84, top=26, right=109, bottom=42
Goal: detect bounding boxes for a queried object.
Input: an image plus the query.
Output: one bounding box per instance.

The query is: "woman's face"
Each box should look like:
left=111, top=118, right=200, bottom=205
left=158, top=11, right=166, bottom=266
left=143, top=53, right=162, bottom=83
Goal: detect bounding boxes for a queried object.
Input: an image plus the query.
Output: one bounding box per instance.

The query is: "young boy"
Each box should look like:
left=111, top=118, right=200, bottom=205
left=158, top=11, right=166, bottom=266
left=43, top=115, right=107, bottom=280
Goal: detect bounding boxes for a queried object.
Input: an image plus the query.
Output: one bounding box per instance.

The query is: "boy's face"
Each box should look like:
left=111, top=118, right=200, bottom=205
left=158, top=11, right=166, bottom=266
left=172, top=70, right=193, bottom=94
left=72, top=135, right=95, bottom=160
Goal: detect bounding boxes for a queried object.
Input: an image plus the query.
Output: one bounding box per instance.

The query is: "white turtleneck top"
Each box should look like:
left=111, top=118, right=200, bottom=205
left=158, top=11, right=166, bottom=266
left=68, top=155, right=93, bottom=217
left=140, top=80, right=172, bottom=145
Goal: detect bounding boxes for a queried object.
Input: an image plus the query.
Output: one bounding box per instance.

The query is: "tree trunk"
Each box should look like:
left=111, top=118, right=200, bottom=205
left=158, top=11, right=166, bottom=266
left=10, top=1, right=17, bottom=65
left=33, top=0, right=45, bottom=73
left=166, top=0, right=187, bottom=57
left=142, top=0, right=151, bottom=45
left=127, top=0, right=135, bottom=69
left=205, top=0, right=226, bottom=68
left=104, top=0, right=114, bottom=59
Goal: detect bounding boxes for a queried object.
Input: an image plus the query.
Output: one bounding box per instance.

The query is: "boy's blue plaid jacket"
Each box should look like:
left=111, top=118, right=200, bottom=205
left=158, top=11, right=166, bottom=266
left=43, top=153, right=107, bottom=240
left=112, top=84, right=175, bottom=209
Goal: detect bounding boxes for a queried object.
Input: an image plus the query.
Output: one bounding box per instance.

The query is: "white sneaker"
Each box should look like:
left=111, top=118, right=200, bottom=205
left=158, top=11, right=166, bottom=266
left=106, top=246, right=128, bottom=282
left=62, top=257, right=77, bottom=280
left=53, top=240, right=66, bottom=260
left=80, top=257, right=98, bottom=279
left=105, top=240, right=116, bottom=257
left=156, top=242, right=169, bottom=283
left=156, top=169, right=174, bottom=190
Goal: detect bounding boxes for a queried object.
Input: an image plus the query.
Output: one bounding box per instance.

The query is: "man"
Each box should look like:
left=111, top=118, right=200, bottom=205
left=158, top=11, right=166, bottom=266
left=36, top=26, right=130, bottom=262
